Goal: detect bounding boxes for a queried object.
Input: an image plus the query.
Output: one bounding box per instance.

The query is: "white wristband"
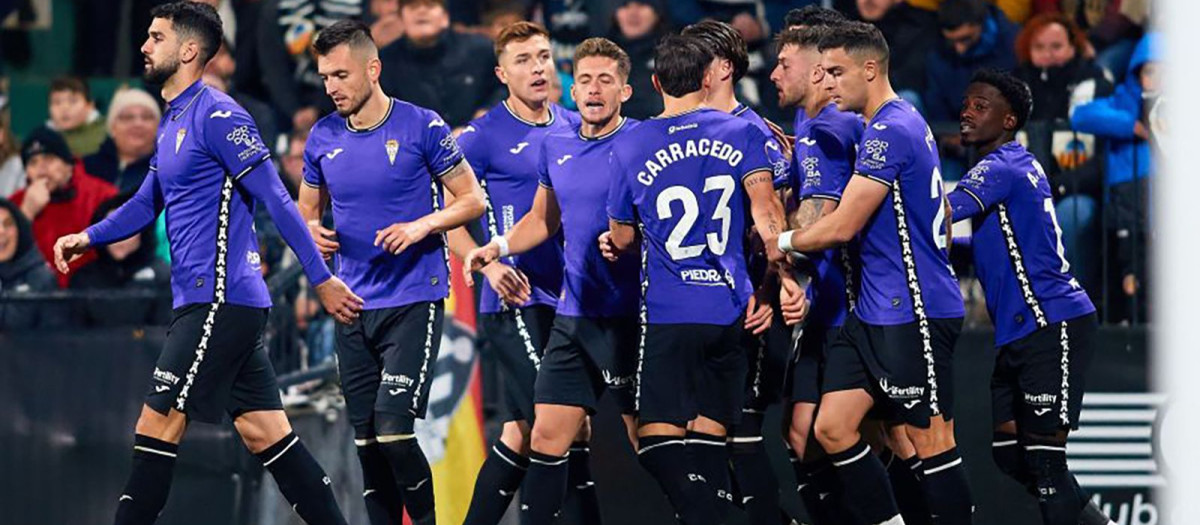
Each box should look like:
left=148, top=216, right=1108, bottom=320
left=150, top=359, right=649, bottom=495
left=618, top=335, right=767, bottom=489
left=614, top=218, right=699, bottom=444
left=494, top=236, right=510, bottom=258
left=777, top=230, right=796, bottom=253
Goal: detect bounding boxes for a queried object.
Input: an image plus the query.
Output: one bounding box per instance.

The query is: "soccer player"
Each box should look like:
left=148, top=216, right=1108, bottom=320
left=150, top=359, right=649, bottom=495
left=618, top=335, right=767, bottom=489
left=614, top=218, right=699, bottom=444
left=52, top=3, right=363, bottom=525
left=463, top=36, right=641, bottom=525
left=298, top=20, right=487, bottom=525
left=770, top=24, right=865, bottom=525
left=949, top=69, right=1115, bottom=525
left=446, top=21, right=582, bottom=525
left=679, top=19, right=795, bottom=520
left=604, top=34, right=789, bottom=525
left=778, top=22, right=971, bottom=525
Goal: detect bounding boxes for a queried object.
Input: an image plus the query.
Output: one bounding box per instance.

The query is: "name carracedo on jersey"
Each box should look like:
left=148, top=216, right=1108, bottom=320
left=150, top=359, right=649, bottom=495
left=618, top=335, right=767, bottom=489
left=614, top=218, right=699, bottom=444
left=637, top=139, right=745, bottom=186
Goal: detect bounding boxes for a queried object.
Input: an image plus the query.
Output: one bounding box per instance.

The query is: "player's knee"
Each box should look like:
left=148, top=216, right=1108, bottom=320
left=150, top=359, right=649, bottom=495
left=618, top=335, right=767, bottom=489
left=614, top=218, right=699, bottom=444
left=529, top=420, right=573, bottom=456
left=906, top=421, right=955, bottom=457
left=499, top=420, right=530, bottom=455
left=691, top=416, right=727, bottom=437
left=574, top=417, right=592, bottom=443
left=813, top=413, right=855, bottom=451
left=134, top=405, right=187, bottom=444
left=234, top=410, right=293, bottom=454
left=787, top=420, right=812, bottom=455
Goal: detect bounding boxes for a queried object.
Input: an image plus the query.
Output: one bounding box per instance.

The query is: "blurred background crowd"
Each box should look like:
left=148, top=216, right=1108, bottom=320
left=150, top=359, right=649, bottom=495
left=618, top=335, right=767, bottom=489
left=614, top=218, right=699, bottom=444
left=0, top=0, right=1159, bottom=375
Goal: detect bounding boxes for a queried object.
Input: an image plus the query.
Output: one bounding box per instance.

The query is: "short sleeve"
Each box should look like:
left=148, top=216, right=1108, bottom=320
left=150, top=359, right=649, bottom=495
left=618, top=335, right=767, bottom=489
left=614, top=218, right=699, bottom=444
left=420, top=110, right=466, bottom=178
left=606, top=150, right=635, bottom=224
left=854, top=122, right=904, bottom=186
left=201, top=102, right=271, bottom=180
left=799, top=127, right=854, bottom=201
left=536, top=140, right=553, bottom=189
left=301, top=131, right=324, bottom=188
left=954, top=160, right=1013, bottom=212
left=455, top=122, right=489, bottom=179
left=739, top=126, right=773, bottom=181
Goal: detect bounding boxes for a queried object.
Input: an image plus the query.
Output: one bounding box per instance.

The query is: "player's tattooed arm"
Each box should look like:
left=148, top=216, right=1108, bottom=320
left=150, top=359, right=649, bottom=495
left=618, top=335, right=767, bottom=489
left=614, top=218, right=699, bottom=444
left=785, top=174, right=889, bottom=252
left=744, top=169, right=787, bottom=262
left=297, top=183, right=339, bottom=259
left=788, top=198, right=838, bottom=232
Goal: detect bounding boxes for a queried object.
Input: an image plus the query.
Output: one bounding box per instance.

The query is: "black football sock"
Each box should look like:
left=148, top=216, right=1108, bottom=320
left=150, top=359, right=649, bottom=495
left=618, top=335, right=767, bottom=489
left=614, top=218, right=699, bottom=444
left=356, top=441, right=405, bottom=525
left=1026, top=443, right=1089, bottom=525
left=518, top=450, right=570, bottom=525
left=463, top=440, right=528, bottom=525
left=920, top=448, right=973, bottom=525
left=638, top=435, right=722, bottom=525
left=992, top=432, right=1037, bottom=496
left=730, top=434, right=780, bottom=523
left=258, top=433, right=349, bottom=525
left=888, top=452, right=933, bottom=525
left=113, top=435, right=179, bottom=525
left=795, top=458, right=841, bottom=525
left=687, top=430, right=735, bottom=515
left=378, top=437, right=435, bottom=525
left=829, top=439, right=903, bottom=525
left=564, top=442, right=602, bottom=525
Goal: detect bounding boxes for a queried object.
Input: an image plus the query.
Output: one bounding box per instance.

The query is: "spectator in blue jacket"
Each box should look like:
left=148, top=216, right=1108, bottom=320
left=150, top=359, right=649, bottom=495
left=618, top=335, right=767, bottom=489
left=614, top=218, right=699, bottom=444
left=1068, top=31, right=1159, bottom=316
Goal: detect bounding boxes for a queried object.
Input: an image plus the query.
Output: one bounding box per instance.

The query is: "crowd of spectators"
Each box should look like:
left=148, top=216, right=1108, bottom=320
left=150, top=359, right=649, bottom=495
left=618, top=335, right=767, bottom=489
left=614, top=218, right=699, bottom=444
left=0, top=0, right=1159, bottom=350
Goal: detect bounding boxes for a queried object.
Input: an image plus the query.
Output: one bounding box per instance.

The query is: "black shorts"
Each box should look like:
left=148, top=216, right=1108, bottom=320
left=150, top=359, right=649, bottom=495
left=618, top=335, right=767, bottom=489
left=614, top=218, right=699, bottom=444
left=533, top=315, right=639, bottom=415
left=336, top=301, right=445, bottom=439
left=823, top=313, right=963, bottom=428
left=789, top=322, right=839, bottom=405
left=479, top=305, right=556, bottom=423
left=640, top=320, right=745, bottom=427
left=992, top=313, right=1098, bottom=434
left=741, top=310, right=793, bottom=413
left=146, top=303, right=282, bottom=424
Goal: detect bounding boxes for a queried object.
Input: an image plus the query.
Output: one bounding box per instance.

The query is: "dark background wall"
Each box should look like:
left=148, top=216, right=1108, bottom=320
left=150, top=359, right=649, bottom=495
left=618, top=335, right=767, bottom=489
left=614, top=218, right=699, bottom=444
left=0, top=327, right=1159, bottom=525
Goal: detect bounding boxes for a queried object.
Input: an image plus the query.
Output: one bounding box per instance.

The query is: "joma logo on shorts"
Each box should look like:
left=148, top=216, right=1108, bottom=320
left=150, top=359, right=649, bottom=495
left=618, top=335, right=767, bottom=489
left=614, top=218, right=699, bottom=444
left=381, top=372, right=414, bottom=387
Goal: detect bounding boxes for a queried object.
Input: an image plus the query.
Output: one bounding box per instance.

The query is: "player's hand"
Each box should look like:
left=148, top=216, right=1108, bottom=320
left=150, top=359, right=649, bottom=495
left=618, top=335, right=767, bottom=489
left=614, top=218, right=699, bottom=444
left=307, top=220, right=339, bottom=259
left=745, top=287, right=774, bottom=335
left=764, top=233, right=786, bottom=263
left=779, top=273, right=810, bottom=326
left=598, top=231, right=620, bottom=262
left=374, top=219, right=432, bottom=255
left=464, top=243, right=502, bottom=274
left=314, top=276, right=365, bottom=324
left=52, top=231, right=91, bottom=274
left=21, top=178, right=52, bottom=219
left=476, top=261, right=531, bottom=305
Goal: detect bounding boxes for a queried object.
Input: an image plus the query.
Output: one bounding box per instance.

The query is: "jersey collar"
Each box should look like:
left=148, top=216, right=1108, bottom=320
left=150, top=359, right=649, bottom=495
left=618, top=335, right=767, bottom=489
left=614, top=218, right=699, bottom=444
left=168, top=80, right=207, bottom=121
left=346, top=97, right=395, bottom=133
left=503, top=100, right=556, bottom=127
left=579, top=116, right=628, bottom=142
left=650, top=106, right=708, bottom=120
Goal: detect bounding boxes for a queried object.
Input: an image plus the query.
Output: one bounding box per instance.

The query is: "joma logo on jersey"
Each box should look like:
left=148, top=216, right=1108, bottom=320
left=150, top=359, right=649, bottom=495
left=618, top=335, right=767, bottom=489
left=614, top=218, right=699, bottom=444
left=381, top=372, right=414, bottom=387
left=637, top=139, right=744, bottom=186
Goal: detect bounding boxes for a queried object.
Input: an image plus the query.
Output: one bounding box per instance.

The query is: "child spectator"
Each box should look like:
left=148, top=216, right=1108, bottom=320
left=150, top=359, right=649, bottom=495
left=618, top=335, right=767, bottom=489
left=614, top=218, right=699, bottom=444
left=46, top=76, right=107, bottom=157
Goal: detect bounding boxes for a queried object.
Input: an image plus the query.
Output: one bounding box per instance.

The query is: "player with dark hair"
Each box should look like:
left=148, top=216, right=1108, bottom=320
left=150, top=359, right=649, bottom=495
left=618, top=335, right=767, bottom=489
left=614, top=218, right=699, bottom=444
left=770, top=24, right=866, bottom=525
left=444, top=21, right=583, bottom=525
left=300, top=19, right=488, bottom=525
left=464, top=36, right=641, bottom=525
left=778, top=22, right=972, bottom=525
left=679, top=19, right=798, bottom=522
left=603, top=33, right=790, bottom=525
left=949, top=69, right=1116, bottom=525
left=785, top=4, right=848, bottom=32
left=53, top=3, right=363, bottom=525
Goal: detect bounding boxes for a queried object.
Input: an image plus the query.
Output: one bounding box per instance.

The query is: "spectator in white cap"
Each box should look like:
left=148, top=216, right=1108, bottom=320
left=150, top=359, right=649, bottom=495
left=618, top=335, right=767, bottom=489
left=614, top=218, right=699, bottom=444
left=83, top=88, right=161, bottom=193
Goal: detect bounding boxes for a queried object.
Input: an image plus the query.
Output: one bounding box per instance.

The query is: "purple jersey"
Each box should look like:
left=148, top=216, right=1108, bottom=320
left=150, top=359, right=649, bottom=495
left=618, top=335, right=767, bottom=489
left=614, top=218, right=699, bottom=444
left=87, top=80, right=331, bottom=309
left=458, top=102, right=579, bottom=314
left=734, top=104, right=790, bottom=187
left=303, top=98, right=464, bottom=310
left=607, top=108, right=772, bottom=325
left=948, top=142, right=1095, bottom=346
left=792, top=103, right=863, bottom=328
left=853, top=99, right=964, bottom=325
left=537, top=117, right=641, bottom=318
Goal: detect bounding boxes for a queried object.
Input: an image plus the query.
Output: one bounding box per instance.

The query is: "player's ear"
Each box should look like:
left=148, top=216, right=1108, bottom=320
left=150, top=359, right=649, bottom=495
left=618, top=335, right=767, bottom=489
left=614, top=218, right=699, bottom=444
left=367, top=57, right=382, bottom=83
left=651, top=74, right=662, bottom=95
left=179, top=38, right=199, bottom=65
left=495, top=64, right=508, bottom=86
left=621, top=82, right=633, bottom=103
left=1004, top=111, right=1018, bottom=132
left=569, top=79, right=580, bottom=106
left=863, top=60, right=877, bottom=82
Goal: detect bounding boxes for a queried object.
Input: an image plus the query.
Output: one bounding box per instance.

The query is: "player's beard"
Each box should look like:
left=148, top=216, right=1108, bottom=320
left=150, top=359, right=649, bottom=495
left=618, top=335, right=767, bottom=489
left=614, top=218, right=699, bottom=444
left=336, top=84, right=372, bottom=118
left=143, top=55, right=180, bottom=86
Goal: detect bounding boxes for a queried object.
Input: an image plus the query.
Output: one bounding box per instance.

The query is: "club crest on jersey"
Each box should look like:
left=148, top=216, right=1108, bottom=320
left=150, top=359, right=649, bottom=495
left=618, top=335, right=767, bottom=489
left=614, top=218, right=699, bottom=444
left=175, top=129, right=187, bottom=153
left=386, top=139, right=399, bottom=165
